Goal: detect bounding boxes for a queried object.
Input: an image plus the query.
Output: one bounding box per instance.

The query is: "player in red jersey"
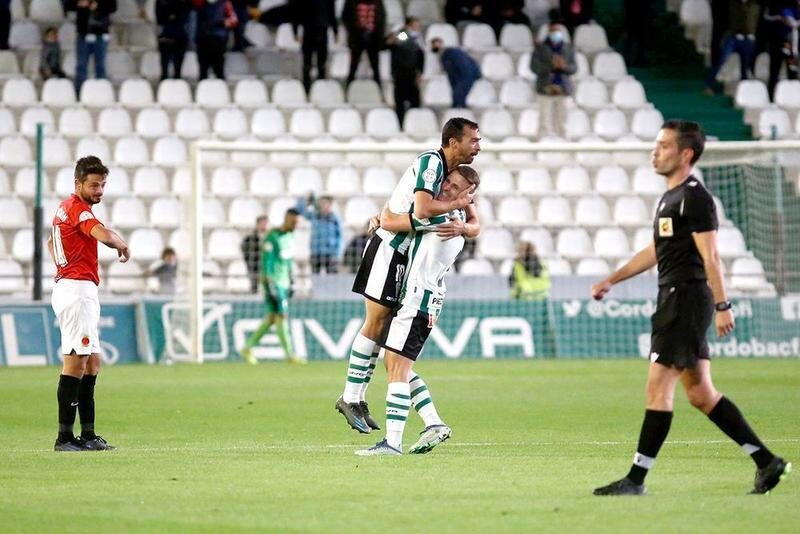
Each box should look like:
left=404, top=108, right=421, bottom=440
left=48, top=156, right=130, bottom=452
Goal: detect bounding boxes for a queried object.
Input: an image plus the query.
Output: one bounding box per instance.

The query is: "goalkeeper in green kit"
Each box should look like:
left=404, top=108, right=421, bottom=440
left=241, top=208, right=304, bottom=364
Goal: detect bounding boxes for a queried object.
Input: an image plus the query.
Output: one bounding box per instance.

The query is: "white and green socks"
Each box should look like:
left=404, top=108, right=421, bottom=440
left=343, top=334, right=376, bottom=403
left=409, top=373, right=444, bottom=427
left=358, top=350, right=379, bottom=402
left=385, top=381, right=411, bottom=450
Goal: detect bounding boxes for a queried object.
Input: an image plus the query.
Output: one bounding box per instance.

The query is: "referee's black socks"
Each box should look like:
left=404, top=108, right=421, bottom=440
left=57, top=374, right=81, bottom=442
left=78, top=374, right=98, bottom=440
left=627, top=409, right=673, bottom=485
left=708, top=396, right=774, bottom=469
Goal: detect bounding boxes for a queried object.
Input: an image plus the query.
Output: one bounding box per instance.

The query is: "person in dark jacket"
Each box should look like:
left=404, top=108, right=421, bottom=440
left=193, top=0, right=236, bottom=79
left=531, top=21, right=576, bottom=135
left=559, top=0, right=593, bottom=35
left=74, top=0, right=117, bottom=93
left=343, top=221, right=371, bottom=274
left=292, top=0, right=338, bottom=93
left=157, top=0, right=191, bottom=79
left=296, top=193, right=342, bottom=274
left=41, top=27, right=68, bottom=79
left=389, top=16, right=424, bottom=124
left=704, top=0, right=760, bottom=94
left=763, top=0, right=800, bottom=99
left=241, top=215, right=269, bottom=293
left=342, top=0, right=385, bottom=89
left=430, top=38, right=481, bottom=108
left=0, top=0, right=10, bottom=50
left=444, top=0, right=486, bottom=27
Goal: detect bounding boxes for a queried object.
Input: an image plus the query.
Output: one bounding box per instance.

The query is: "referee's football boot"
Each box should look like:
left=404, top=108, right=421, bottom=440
left=77, top=435, right=116, bottom=451
left=593, top=477, right=646, bottom=496
left=750, top=457, right=792, bottom=494
left=54, top=438, right=88, bottom=452
left=360, top=401, right=381, bottom=431
left=335, top=396, right=371, bottom=434
left=355, top=438, right=402, bottom=456
left=408, top=424, right=451, bottom=455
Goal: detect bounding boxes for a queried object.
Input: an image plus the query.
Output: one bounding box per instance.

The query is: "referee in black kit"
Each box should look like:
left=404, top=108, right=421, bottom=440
left=589, top=120, right=791, bottom=496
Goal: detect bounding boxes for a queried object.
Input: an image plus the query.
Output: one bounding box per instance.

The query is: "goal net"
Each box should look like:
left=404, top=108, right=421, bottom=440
left=147, top=139, right=800, bottom=363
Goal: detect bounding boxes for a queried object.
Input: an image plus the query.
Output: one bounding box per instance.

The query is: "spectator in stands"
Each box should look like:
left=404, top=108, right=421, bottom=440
left=509, top=242, right=550, bottom=300
left=135, top=0, right=151, bottom=21
left=559, top=0, right=593, bottom=35
left=0, top=0, right=10, bottom=50
left=342, top=0, right=386, bottom=90
left=531, top=20, right=576, bottom=135
left=74, top=0, right=117, bottom=93
left=149, top=247, right=179, bottom=295
left=156, top=0, right=191, bottom=80
left=40, top=27, right=68, bottom=80
left=704, top=0, right=760, bottom=95
left=430, top=38, right=482, bottom=108
left=763, top=0, right=800, bottom=99
left=710, top=0, right=730, bottom=70
left=252, top=0, right=293, bottom=27
left=231, top=0, right=254, bottom=51
left=622, top=0, right=650, bottom=67
left=445, top=0, right=486, bottom=28
left=343, top=220, right=372, bottom=273
left=389, top=16, right=424, bottom=124
left=485, top=1, right=531, bottom=37
left=242, top=215, right=269, bottom=293
left=194, top=0, right=237, bottom=80
left=292, top=0, right=338, bottom=93
left=296, top=193, right=342, bottom=274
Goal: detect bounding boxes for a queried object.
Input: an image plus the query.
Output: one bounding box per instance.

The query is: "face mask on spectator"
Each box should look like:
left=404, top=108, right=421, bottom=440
left=549, top=31, right=564, bottom=45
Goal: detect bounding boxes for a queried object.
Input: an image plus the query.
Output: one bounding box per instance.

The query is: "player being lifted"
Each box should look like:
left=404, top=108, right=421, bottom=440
left=591, top=120, right=791, bottom=495
left=335, top=118, right=481, bottom=447
left=241, top=209, right=304, bottom=364
left=49, top=156, right=130, bottom=451
left=356, top=166, right=481, bottom=455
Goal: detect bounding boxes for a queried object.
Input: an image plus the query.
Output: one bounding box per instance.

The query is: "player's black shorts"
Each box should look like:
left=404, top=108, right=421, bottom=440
left=352, top=235, right=407, bottom=308
left=377, top=304, right=433, bottom=361
left=649, top=279, right=713, bottom=369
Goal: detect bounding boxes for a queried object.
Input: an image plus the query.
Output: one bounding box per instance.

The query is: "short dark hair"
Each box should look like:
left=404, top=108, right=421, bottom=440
left=74, top=156, right=109, bottom=183
left=256, top=215, right=268, bottom=224
left=454, top=165, right=480, bottom=190
left=662, top=119, right=705, bottom=164
left=441, top=117, right=479, bottom=148
left=405, top=16, right=418, bottom=26
left=162, top=247, right=176, bottom=258
left=285, top=208, right=300, bottom=217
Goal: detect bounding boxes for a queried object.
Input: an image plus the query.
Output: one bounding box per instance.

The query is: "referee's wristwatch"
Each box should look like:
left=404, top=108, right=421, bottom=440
left=715, top=300, right=732, bottom=312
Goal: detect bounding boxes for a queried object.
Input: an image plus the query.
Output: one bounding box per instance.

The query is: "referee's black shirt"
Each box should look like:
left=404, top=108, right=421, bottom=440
left=653, top=176, right=718, bottom=287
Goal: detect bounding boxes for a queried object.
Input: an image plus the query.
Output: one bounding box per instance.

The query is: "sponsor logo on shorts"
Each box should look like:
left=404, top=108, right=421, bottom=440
left=81, top=336, right=90, bottom=347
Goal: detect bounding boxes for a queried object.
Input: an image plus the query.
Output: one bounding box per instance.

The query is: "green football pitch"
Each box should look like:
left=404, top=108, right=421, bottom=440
left=1, top=359, right=798, bottom=533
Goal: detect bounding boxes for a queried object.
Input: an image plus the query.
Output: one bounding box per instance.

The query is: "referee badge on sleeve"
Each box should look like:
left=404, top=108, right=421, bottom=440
left=658, top=217, right=673, bottom=237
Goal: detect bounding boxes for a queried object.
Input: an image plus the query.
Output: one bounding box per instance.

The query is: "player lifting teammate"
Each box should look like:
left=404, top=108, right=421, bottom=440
left=335, top=118, right=481, bottom=442
left=49, top=156, right=130, bottom=452
left=591, top=120, right=791, bottom=495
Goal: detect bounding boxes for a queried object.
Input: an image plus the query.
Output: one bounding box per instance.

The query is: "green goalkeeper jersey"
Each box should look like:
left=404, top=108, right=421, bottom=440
left=262, top=229, right=293, bottom=289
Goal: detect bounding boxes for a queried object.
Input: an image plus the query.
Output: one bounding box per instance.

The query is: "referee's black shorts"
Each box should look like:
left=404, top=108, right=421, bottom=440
left=649, top=280, right=713, bottom=369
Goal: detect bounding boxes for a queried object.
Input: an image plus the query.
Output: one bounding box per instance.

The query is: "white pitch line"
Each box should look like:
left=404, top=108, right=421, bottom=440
left=5, top=438, right=800, bottom=455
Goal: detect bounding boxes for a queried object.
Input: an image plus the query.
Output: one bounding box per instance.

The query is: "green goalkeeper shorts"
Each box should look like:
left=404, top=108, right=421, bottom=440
left=264, top=282, right=289, bottom=315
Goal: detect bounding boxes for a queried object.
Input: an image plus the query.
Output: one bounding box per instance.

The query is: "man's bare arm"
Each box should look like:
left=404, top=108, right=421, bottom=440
left=693, top=230, right=735, bottom=337
left=591, top=241, right=657, bottom=300
left=90, top=225, right=131, bottom=262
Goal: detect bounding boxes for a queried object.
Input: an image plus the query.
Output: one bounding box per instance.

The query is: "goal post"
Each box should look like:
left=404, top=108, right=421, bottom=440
left=179, top=139, right=800, bottom=364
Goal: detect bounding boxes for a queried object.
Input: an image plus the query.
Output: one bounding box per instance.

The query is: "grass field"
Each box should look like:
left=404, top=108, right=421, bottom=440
left=0, top=358, right=798, bottom=533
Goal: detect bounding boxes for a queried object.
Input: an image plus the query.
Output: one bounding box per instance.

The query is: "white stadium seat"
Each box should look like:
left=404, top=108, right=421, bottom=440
left=517, top=52, right=535, bottom=81
left=195, top=79, right=231, bottom=108
left=79, top=79, right=115, bottom=108
left=594, top=227, right=631, bottom=259
left=272, top=79, right=307, bottom=107
left=757, top=106, right=792, bottom=139
left=613, top=196, right=650, bottom=226
left=576, top=257, right=610, bottom=276
left=106, top=50, right=137, bottom=83
left=226, top=259, right=251, bottom=293
left=365, top=107, right=401, bottom=139
left=537, top=196, right=572, bottom=226
left=774, top=79, right=800, bottom=110
left=425, top=22, right=459, bottom=47
left=0, top=136, right=31, bottom=166
left=111, top=197, right=147, bottom=228
left=213, top=107, right=248, bottom=139
left=14, top=167, right=47, bottom=197
left=734, top=80, right=769, bottom=110
left=152, top=136, right=188, bottom=167
left=406, top=0, right=442, bottom=24
left=632, top=226, right=653, bottom=251
left=74, top=135, right=110, bottom=162
left=480, top=108, right=515, bottom=139
left=481, top=52, right=514, bottom=80
left=97, top=107, right=133, bottom=138
left=519, top=227, right=554, bottom=256
left=174, top=108, right=210, bottom=139
left=477, top=227, right=515, bottom=259
left=574, top=196, right=610, bottom=226
left=630, top=105, right=664, bottom=140
left=402, top=108, right=438, bottom=139
left=459, top=258, right=494, bottom=275
left=517, top=108, right=540, bottom=138
left=251, top=107, right=286, bottom=138
left=0, top=107, right=15, bottom=136
left=150, top=197, right=183, bottom=229
left=574, top=22, right=609, bottom=55
left=287, top=167, right=323, bottom=196
left=208, top=229, right=243, bottom=261
left=362, top=167, right=397, bottom=197
left=593, top=107, right=628, bottom=140
left=203, top=198, right=226, bottom=227
left=2, top=78, right=37, bottom=107
left=135, top=107, right=171, bottom=138
left=328, top=108, right=364, bottom=139
left=497, top=196, right=535, bottom=226
left=267, top=196, right=298, bottom=225
left=289, top=108, right=325, bottom=138
left=730, top=257, right=770, bottom=291
left=108, top=261, right=146, bottom=293
left=556, top=227, right=593, bottom=258
left=0, top=50, right=19, bottom=76
left=0, top=197, right=29, bottom=228
left=132, top=166, right=169, bottom=197
left=343, top=196, right=379, bottom=227
left=632, top=166, right=666, bottom=196
left=592, top=51, right=627, bottom=82
left=19, top=106, right=55, bottom=136
left=228, top=196, right=264, bottom=228
left=119, top=78, right=155, bottom=108
left=326, top=166, right=361, bottom=198
left=9, top=19, right=41, bottom=49
left=309, top=79, right=345, bottom=108
left=480, top=167, right=515, bottom=196
left=518, top=168, right=552, bottom=196
left=58, top=106, right=93, bottom=138
left=595, top=165, right=630, bottom=195
left=575, top=77, right=609, bottom=109
left=0, top=259, right=25, bottom=293
left=41, top=78, right=77, bottom=107
left=113, top=136, right=149, bottom=166
left=555, top=165, right=592, bottom=195
left=500, top=23, right=533, bottom=51
left=128, top=228, right=164, bottom=262
left=465, top=79, right=497, bottom=108
left=211, top=167, right=247, bottom=197
left=499, top=79, right=534, bottom=109
left=203, top=260, right=224, bottom=293
left=157, top=79, right=193, bottom=108
left=462, top=23, right=497, bottom=51
left=612, top=77, right=647, bottom=110
left=346, top=80, right=383, bottom=108
left=234, top=79, right=268, bottom=108
left=564, top=108, right=591, bottom=140
left=717, top=226, right=748, bottom=258
left=30, top=0, right=62, bottom=24
left=423, top=76, right=452, bottom=107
